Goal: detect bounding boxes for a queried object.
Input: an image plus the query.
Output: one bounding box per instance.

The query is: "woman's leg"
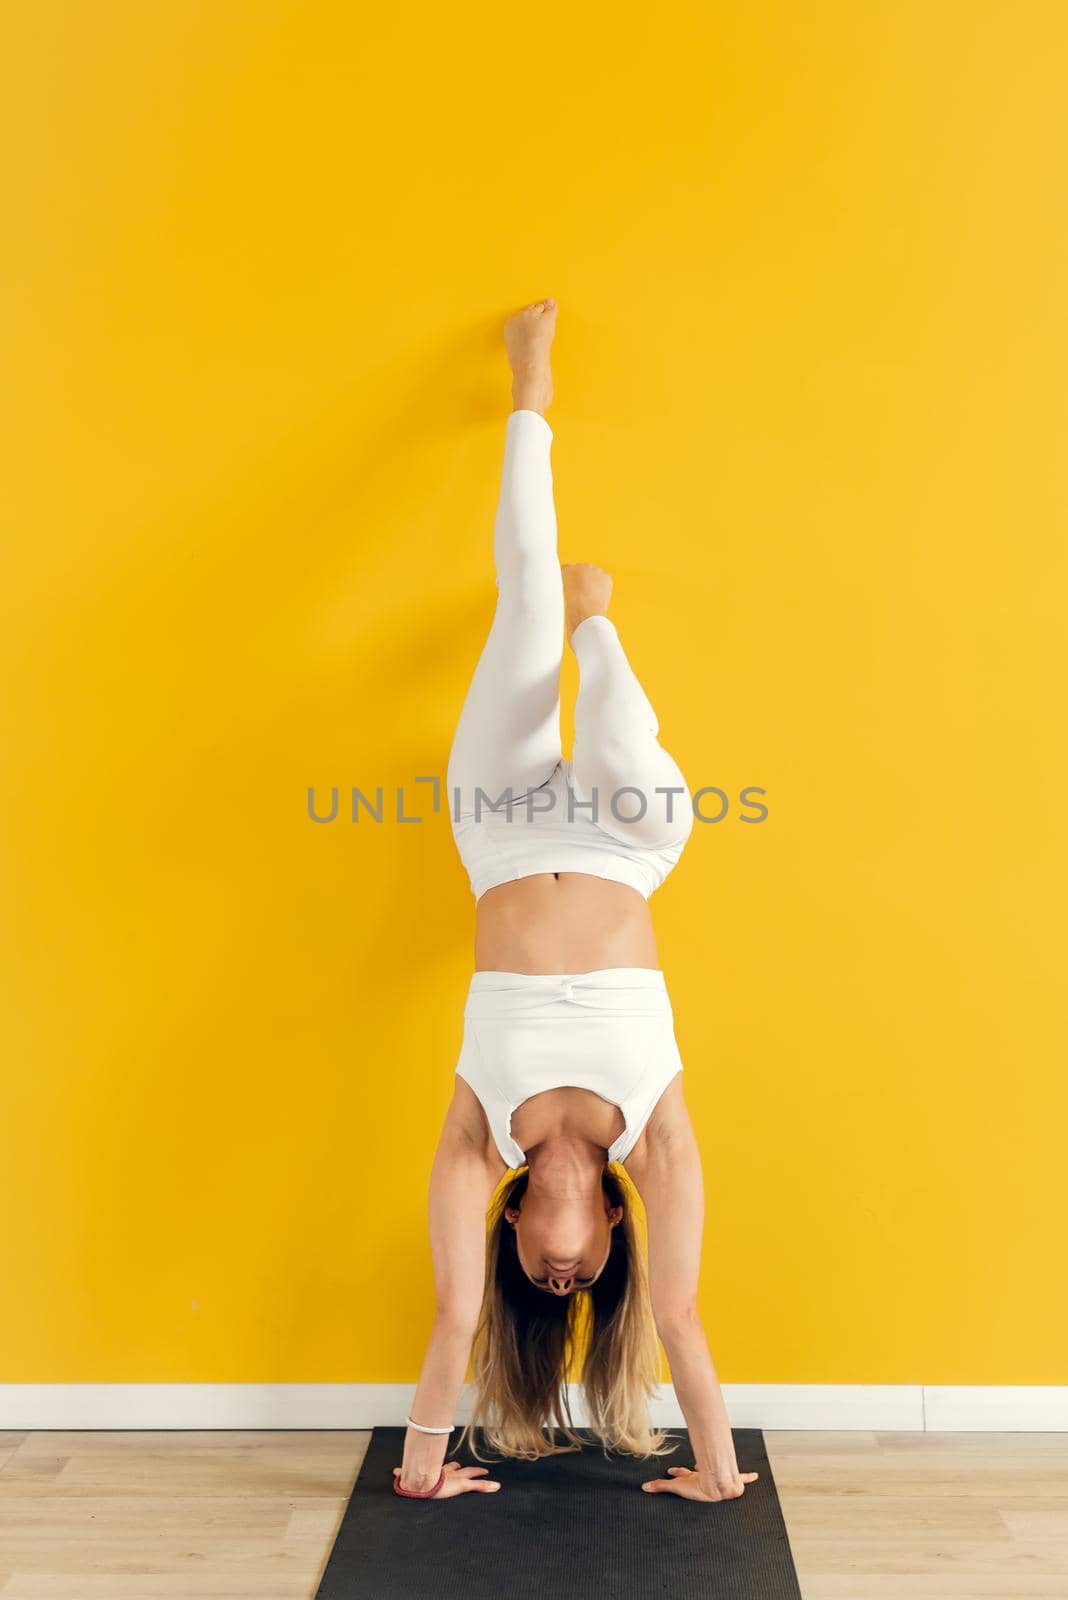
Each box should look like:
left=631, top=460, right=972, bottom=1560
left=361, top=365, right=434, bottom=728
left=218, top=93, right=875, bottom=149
left=568, top=567, right=694, bottom=852
left=447, top=304, right=563, bottom=821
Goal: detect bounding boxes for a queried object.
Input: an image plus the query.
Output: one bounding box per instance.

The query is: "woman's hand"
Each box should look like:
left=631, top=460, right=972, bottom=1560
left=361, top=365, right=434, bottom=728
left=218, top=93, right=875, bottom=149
left=641, top=1464, right=759, bottom=1501
left=393, top=1463, right=501, bottom=1498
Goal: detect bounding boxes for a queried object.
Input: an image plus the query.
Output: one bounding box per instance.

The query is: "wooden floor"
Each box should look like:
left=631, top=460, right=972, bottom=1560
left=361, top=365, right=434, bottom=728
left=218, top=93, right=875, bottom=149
left=1, top=1429, right=1066, bottom=1597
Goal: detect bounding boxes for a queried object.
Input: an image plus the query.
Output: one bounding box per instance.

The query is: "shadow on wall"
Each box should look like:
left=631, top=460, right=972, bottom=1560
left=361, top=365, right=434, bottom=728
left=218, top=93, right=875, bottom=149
left=308, top=322, right=512, bottom=989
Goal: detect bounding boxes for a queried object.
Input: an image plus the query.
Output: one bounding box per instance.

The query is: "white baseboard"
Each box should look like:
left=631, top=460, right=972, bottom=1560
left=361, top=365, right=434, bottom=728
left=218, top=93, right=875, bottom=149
left=923, top=1386, right=1068, bottom=1431
left=1, top=1384, right=1066, bottom=1431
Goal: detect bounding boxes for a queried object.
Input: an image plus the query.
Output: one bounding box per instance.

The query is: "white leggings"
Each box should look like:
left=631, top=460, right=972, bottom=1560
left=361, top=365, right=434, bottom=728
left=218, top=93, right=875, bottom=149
left=446, top=409, right=692, bottom=851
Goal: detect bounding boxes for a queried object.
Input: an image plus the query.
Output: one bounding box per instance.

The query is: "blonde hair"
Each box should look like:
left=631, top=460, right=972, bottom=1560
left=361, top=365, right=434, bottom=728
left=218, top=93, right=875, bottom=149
left=455, top=1165, right=679, bottom=1463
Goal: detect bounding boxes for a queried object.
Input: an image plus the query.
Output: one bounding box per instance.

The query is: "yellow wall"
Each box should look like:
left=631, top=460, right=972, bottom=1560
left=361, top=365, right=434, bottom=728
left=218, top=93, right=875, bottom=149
left=4, top=1, right=1066, bottom=1386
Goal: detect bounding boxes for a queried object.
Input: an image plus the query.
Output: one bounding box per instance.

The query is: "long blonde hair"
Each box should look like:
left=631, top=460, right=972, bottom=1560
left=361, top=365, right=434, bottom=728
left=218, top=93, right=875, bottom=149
left=455, top=1165, right=679, bottom=1463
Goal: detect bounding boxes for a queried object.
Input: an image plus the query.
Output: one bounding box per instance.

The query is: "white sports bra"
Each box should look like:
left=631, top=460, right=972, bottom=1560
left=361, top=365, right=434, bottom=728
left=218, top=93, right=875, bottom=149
left=455, top=968, right=684, bottom=1169
left=450, top=758, right=689, bottom=902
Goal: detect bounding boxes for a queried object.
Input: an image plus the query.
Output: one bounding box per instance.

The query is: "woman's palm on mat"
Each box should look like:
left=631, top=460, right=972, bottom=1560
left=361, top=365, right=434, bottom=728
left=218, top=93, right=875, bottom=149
left=641, top=1465, right=760, bottom=1501
left=393, top=1463, right=501, bottom=1497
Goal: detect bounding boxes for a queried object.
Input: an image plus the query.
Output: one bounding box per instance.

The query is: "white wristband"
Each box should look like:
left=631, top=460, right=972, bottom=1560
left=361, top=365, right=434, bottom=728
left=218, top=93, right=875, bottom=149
left=405, top=1414, right=455, bottom=1435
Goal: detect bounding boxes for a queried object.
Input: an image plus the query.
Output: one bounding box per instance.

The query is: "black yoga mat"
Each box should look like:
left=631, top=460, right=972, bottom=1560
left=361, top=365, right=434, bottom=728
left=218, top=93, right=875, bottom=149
left=315, top=1426, right=801, bottom=1599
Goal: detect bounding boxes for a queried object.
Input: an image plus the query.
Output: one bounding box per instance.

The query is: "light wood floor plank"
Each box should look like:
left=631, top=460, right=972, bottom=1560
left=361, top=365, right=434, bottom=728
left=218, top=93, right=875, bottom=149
left=766, top=1430, right=1068, bottom=1597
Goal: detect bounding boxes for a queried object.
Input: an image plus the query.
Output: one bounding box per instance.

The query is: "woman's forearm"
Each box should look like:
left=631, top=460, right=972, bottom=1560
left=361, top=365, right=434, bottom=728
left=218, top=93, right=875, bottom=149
left=658, top=1314, right=738, bottom=1485
left=398, top=1311, right=478, bottom=1491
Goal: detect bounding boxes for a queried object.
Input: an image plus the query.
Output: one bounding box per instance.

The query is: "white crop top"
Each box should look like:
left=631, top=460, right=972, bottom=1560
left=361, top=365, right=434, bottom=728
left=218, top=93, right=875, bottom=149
left=455, top=968, right=684, bottom=1169
left=451, top=758, right=688, bottom=902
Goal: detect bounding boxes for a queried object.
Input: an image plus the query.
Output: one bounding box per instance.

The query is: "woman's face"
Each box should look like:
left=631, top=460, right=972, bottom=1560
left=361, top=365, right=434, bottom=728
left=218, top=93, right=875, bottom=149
left=504, top=1193, right=624, bottom=1295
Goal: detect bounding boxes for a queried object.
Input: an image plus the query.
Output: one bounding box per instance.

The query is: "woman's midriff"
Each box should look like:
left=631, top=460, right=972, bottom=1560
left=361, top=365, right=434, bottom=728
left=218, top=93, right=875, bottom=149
left=473, top=873, right=659, bottom=974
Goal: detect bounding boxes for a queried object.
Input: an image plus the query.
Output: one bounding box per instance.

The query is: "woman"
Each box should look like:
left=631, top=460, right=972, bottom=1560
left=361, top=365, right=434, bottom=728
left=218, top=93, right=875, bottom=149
left=392, top=299, right=758, bottom=1505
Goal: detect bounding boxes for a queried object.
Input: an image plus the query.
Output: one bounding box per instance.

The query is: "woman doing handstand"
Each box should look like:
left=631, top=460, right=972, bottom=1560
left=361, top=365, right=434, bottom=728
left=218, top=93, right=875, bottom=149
left=393, top=299, right=757, bottom=1507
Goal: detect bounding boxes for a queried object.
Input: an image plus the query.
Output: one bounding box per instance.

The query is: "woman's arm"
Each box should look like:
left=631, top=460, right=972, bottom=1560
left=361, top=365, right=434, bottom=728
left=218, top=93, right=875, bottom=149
left=395, top=1085, right=503, bottom=1496
left=628, top=1081, right=759, bottom=1502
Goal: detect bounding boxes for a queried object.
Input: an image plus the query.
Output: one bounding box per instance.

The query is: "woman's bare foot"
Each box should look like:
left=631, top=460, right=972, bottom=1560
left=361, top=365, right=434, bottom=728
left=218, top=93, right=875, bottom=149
left=562, top=562, right=613, bottom=640
left=505, top=299, right=557, bottom=416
